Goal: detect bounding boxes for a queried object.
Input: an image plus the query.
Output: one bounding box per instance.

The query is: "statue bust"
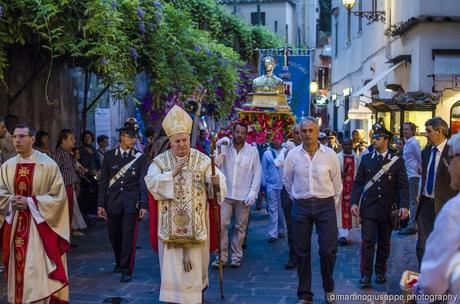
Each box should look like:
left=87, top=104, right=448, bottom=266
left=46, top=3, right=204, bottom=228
left=252, top=56, right=285, bottom=94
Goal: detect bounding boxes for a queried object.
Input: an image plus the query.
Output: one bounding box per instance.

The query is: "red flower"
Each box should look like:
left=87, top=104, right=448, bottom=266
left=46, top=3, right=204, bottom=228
left=246, top=131, right=256, bottom=144
left=255, top=132, right=267, bottom=145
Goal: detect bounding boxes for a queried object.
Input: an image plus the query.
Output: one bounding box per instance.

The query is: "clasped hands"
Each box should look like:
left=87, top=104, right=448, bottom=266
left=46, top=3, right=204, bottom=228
left=11, top=195, right=29, bottom=210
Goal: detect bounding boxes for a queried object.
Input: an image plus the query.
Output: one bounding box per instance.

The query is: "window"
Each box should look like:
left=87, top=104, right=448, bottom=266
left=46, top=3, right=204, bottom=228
left=334, top=19, right=339, bottom=57
left=274, top=20, right=278, bottom=33
left=358, top=0, right=363, bottom=34
left=251, top=12, right=266, bottom=26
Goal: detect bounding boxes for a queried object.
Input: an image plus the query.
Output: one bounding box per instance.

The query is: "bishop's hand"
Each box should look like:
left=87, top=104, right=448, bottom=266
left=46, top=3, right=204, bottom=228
left=183, top=247, right=192, bottom=272
left=13, top=196, right=28, bottom=210
left=172, top=157, right=189, bottom=177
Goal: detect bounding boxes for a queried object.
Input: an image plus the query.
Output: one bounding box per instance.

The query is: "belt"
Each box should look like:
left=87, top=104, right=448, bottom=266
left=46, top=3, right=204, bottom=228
left=296, top=196, right=334, bottom=203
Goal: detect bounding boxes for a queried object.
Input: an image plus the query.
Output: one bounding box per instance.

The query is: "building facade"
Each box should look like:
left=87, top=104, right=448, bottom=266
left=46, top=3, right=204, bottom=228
left=219, top=0, right=320, bottom=48
left=329, top=0, right=460, bottom=144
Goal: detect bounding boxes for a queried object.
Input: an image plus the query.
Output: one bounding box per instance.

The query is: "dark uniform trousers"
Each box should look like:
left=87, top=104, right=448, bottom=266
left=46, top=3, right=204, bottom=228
left=292, top=197, right=337, bottom=301
left=108, top=212, right=139, bottom=275
left=360, top=217, right=392, bottom=277
left=281, top=187, right=295, bottom=263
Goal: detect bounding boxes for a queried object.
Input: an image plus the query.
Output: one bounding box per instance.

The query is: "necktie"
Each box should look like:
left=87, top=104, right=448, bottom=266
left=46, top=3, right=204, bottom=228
left=426, top=147, right=438, bottom=195
left=377, top=154, right=383, bottom=163
left=122, top=151, right=128, bottom=159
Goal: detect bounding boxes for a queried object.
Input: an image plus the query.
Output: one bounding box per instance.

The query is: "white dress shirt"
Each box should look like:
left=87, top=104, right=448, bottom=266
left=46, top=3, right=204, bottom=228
left=423, top=139, right=447, bottom=198
left=216, top=142, right=261, bottom=201
left=417, top=192, right=460, bottom=301
left=403, top=136, right=422, bottom=178
left=282, top=143, right=342, bottom=204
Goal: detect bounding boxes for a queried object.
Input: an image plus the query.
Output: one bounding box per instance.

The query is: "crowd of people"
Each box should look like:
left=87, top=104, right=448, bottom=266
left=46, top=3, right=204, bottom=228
left=0, top=107, right=459, bottom=304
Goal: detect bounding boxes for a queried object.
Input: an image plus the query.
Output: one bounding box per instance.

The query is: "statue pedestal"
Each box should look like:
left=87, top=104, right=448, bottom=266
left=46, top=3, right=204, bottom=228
left=243, top=93, right=291, bottom=112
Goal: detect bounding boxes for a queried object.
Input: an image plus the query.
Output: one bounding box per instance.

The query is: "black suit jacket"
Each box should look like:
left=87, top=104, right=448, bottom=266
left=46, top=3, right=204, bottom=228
left=97, top=148, right=149, bottom=214
left=418, top=143, right=457, bottom=215
left=351, top=151, right=409, bottom=220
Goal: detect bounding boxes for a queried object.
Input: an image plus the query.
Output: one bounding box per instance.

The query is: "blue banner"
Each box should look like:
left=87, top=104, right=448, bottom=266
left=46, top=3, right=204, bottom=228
left=258, top=50, right=311, bottom=120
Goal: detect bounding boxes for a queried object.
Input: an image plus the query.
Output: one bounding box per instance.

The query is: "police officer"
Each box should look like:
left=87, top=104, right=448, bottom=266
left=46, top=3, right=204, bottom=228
left=97, top=126, right=149, bottom=282
left=350, top=124, right=409, bottom=287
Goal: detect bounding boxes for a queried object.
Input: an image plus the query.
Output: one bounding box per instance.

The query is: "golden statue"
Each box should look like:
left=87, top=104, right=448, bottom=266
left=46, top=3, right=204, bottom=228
left=243, top=56, right=291, bottom=112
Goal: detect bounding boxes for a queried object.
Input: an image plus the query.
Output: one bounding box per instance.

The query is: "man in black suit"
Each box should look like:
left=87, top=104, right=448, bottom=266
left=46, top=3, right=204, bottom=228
left=351, top=124, right=409, bottom=287
left=97, top=126, right=149, bottom=282
left=416, top=117, right=457, bottom=266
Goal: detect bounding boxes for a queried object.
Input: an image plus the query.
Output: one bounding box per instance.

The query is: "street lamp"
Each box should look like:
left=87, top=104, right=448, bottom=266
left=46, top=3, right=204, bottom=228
left=310, top=81, right=318, bottom=94
left=342, top=0, right=355, bottom=44
left=342, top=0, right=386, bottom=24
left=342, top=0, right=356, bottom=10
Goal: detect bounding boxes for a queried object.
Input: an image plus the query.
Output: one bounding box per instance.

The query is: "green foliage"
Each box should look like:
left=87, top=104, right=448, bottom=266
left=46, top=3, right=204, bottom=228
left=0, top=0, right=281, bottom=118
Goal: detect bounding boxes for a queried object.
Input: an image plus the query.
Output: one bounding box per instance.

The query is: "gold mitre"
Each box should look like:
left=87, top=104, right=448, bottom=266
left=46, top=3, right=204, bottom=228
left=162, top=105, right=193, bottom=137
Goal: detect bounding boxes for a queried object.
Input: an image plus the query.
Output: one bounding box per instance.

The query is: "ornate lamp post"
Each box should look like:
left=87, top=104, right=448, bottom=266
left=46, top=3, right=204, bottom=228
left=342, top=0, right=356, bottom=44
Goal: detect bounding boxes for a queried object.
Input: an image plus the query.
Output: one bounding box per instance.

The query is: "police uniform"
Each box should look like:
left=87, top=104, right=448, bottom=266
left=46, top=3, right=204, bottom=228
left=97, top=127, right=149, bottom=282
left=350, top=124, right=409, bottom=286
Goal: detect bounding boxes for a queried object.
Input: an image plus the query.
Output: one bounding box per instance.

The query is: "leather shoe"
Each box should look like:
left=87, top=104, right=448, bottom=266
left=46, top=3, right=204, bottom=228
left=375, top=274, right=387, bottom=284
left=338, top=237, right=348, bottom=246
left=284, top=260, right=296, bottom=269
left=398, top=227, right=417, bottom=235
left=120, top=274, right=131, bottom=282
left=325, top=291, right=336, bottom=303
left=359, top=276, right=371, bottom=288
left=114, top=265, right=121, bottom=273
left=268, top=237, right=277, bottom=243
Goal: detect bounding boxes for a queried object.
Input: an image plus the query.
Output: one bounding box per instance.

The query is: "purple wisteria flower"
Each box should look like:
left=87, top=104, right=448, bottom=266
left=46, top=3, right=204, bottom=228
left=205, top=48, right=212, bottom=57
left=102, top=58, right=109, bottom=65
left=152, top=1, right=162, bottom=8
left=139, top=21, right=146, bottom=34
left=155, top=12, right=163, bottom=23
left=0, top=5, right=4, bottom=18
left=194, top=46, right=201, bottom=53
left=130, top=47, right=139, bottom=60
left=111, top=0, right=118, bottom=9
left=137, top=7, right=145, bottom=19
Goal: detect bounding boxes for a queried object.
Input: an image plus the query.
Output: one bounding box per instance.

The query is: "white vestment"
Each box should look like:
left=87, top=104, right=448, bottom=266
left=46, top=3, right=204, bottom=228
left=145, top=148, right=226, bottom=304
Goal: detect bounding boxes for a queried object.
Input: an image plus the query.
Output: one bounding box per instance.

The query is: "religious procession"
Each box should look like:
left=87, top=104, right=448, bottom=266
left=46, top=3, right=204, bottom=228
left=1, top=1, right=460, bottom=304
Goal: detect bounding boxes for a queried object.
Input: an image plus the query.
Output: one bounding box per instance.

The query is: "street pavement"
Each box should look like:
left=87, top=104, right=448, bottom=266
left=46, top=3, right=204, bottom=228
left=0, top=207, right=418, bottom=303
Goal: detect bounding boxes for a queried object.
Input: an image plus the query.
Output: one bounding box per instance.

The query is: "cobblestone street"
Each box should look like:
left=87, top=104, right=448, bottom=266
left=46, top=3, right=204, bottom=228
left=0, top=208, right=418, bottom=304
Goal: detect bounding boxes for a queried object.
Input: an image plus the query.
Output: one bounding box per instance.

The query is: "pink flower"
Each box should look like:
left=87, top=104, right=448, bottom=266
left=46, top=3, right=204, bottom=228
left=246, top=131, right=256, bottom=144
left=255, top=132, right=267, bottom=145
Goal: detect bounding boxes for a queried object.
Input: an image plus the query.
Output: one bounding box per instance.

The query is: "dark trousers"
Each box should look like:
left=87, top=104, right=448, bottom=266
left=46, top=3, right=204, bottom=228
left=107, top=213, right=139, bottom=275
left=416, top=196, right=436, bottom=267
left=281, top=187, right=295, bottom=262
left=292, top=198, right=337, bottom=301
left=360, top=217, right=392, bottom=277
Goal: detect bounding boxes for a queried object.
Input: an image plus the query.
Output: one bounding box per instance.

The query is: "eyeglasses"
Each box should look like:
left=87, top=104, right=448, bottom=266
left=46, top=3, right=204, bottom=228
left=12, top=134, right=31, bottom=140
left=443, top=154, right=460, bottom=166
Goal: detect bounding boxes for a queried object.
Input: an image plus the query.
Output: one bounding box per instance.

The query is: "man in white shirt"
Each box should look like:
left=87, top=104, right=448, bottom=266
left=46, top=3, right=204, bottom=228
left=213, top=122, right=261, bottom=268
left=416, top=132, right=460, bottom=303
left=399, top=122, right=422, bottom=235
left=274, top=124, right=302, bottom=269
left=283, top=117, right=342, bottom=304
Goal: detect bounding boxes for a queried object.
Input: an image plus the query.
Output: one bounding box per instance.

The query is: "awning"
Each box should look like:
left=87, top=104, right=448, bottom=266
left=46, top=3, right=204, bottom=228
left=352, top=60, right=405, bottom=102
left=347, top=104, right=373, bottom=120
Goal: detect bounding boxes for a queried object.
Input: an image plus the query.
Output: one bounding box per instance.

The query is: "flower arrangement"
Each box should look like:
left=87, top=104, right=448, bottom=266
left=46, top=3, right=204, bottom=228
left=217, top=113, right=295, bottom=145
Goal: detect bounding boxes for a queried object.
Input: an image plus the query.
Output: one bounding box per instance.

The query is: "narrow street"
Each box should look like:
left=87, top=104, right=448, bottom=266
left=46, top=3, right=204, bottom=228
left=0, top=207, right=418, bottom=303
